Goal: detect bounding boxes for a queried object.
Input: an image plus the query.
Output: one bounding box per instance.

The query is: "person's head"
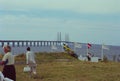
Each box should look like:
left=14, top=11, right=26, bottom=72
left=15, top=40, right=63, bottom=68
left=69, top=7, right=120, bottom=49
left=3, top=45, right=11, bottom=53
left=27, top=47, right=30, bottom=51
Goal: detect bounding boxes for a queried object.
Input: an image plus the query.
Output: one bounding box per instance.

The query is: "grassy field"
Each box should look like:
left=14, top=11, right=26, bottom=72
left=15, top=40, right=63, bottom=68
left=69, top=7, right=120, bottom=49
left=0, top=52, right=120, bottom=81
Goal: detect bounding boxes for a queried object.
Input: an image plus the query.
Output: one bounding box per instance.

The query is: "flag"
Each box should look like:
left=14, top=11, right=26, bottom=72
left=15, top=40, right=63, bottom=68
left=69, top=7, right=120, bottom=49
left=74, top=42, right=82, bottom=48
left=102, top=44, right=109, bottom=50
left=87, top=43, right=92, bottom=49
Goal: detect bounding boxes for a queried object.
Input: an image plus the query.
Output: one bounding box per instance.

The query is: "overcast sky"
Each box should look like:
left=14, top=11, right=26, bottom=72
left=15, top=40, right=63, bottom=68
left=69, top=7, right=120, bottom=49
left=0, top=0, right=120, bottom=46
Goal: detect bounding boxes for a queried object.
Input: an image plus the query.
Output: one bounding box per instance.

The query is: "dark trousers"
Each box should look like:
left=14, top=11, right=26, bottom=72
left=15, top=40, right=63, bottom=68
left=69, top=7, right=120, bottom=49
left=2, top=65, right=16, bottom=81
left=87, top=56, right=91, bottom=61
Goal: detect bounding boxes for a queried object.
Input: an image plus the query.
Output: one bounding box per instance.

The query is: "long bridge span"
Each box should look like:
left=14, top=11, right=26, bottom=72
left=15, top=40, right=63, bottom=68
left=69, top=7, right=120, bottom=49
left=0, top=40, right=72, bottom=47
left=0, top=40, right=74, bottom=55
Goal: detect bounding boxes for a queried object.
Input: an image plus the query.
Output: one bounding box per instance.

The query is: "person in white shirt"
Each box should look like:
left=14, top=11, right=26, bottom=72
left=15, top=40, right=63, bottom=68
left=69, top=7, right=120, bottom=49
left=26, top=47, right=37, bottom=77
left=0, top=45, right=16, bottom=81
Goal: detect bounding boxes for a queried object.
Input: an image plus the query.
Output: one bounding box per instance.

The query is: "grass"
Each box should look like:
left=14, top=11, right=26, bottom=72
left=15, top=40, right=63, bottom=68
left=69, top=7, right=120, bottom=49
left=0, top=52, right=120, bottom=81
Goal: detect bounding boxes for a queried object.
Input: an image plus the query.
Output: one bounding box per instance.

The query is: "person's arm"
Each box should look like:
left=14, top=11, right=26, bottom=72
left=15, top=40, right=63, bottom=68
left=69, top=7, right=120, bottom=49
left=0, top=59, right=8, bottom=65
left=0, top=54, right=8, bottom=65
left=33, top=53, right=37, bottom=66
left=26, top=52, right=29, bottom=65
left=31, top=52, right=36, bottom=64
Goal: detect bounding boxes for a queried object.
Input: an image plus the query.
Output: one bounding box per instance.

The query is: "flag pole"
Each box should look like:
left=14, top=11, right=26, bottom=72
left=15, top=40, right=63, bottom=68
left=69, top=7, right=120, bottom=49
left=101, top=44, right=104, bottom=61
left=87, top=44, right=88, bottom=56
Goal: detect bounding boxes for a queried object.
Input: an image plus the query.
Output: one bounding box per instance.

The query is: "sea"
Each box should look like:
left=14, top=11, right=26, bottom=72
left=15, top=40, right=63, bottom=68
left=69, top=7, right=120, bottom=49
left=0, top=43, right=120, bottom=62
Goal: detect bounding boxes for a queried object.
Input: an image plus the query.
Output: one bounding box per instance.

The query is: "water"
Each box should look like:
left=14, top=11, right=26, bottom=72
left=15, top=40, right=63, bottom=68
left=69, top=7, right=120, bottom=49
left=0, top=44, right=120, bottom=61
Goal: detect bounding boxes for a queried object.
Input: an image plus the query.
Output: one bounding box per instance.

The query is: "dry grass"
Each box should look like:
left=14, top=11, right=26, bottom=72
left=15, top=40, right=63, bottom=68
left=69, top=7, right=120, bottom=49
left=0, top=52, right=120, bottom=81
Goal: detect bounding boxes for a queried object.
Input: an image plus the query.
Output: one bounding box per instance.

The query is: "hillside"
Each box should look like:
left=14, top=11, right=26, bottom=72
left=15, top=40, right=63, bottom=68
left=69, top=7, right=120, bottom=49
left=0, top=52, right=120, bottom=81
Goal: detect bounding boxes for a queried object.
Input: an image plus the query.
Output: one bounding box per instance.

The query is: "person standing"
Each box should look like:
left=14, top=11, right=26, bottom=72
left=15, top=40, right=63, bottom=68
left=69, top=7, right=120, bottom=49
left=0, top=45, right=16, bottom=81
left=26, top=47, right=37, bottom=78
left=87, top=53, right=92, bottom=61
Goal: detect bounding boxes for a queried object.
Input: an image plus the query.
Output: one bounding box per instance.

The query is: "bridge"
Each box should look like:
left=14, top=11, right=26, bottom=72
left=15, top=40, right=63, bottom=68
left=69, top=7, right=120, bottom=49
left=0, top=40, right=72, bottom=47
left=0, top=40, right=75, bottom=55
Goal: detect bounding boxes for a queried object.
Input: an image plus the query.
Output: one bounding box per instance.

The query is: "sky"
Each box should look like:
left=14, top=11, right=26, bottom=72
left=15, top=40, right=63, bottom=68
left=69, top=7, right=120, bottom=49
left=0, top=0, right=120, bottom=46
